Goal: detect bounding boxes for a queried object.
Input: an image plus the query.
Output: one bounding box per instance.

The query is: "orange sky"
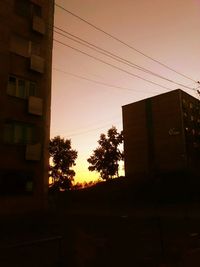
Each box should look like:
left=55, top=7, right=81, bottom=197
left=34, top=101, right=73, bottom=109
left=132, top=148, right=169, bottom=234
left=51, top=0, right=200, bottom=183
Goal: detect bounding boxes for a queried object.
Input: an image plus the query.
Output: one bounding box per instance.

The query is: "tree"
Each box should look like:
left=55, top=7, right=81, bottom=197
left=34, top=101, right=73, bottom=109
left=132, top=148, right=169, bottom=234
left=49, top=136, right=78, bottom=192
left=87, top=126, right=124, bottom=180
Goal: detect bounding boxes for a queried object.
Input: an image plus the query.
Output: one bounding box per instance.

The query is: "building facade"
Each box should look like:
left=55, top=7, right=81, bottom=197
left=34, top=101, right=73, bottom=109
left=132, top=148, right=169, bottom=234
left=0, top=0, right=54, bottom=213
left=122, top=89, right=200, bottom=180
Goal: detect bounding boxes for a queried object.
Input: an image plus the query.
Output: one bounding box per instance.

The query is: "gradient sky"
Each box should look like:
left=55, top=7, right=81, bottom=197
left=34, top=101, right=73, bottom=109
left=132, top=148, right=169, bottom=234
left=51, top=0, right=200, bottom=183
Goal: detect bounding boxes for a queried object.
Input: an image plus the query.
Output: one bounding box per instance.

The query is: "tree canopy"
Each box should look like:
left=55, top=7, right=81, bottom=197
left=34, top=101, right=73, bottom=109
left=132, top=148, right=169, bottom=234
left=87, top=126, right=124, bottom=180
left=49, top=136, right=78, bottom=192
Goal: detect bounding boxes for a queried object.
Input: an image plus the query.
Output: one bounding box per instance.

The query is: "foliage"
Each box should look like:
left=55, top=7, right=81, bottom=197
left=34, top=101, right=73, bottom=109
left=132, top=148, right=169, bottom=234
left=72, top=180, right=97, bottom=190
left=49, top=136, right=78, bottom=192
left=87, top=126, right=124, bottom=180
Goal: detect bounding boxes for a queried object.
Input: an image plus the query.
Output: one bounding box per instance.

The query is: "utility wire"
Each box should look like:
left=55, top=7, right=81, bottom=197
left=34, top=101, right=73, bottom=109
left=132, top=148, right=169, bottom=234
left=53, top=67, right=160, bottom=93
left=55, top=3, right=196, bottom=83
left=54, top=27, right=147, bottom=73
left=65, top=121, right=121, bottom=137
left=52, top=113, right=122, bottom=138
left=54, top=39, right=172, bottom=91
left=54, top=27, right=195, bottom=91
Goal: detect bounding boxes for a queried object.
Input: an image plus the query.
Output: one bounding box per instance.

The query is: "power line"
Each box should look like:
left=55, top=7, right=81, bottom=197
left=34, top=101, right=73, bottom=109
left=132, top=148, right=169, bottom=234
left=64, top=121, right=121, bottom=137
left=54, top=26, right=195, bottom=91
left=54, top=27, right=147, bottom=73
left=53, top=67, right=160, bottom=94
left=55, top=3, right=197, bottom=83
left=54, top=39, right=172, bottom=91
left=54, top=26, right=152, bottom=75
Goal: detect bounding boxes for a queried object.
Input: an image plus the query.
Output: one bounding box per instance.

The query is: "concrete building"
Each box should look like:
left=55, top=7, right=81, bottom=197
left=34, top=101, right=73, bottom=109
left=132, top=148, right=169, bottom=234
left=122, top=89, right=200, bottom=180
left=0, top=0, right=54, bottom=213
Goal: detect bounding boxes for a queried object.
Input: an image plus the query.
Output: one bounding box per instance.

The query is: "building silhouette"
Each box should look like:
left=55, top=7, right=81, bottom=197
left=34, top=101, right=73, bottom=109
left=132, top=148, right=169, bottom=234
left=0, top=0, right=54, bottom=213
left=122, top=89, right=200, bottom=180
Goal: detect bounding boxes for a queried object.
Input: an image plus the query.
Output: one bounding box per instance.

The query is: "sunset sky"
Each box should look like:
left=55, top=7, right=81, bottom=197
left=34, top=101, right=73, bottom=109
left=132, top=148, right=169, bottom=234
left=51, top=0, right=200, bottom=183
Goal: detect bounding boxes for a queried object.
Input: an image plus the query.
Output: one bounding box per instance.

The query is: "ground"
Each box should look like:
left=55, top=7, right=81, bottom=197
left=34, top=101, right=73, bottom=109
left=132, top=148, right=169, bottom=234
left=1, top=177, right=200, bottom=267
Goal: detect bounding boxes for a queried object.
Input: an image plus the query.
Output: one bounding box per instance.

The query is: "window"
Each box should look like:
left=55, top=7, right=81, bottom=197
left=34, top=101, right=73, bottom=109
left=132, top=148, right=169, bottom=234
left=10, top=34, right=41, bottom=58
left=15, top=1, right=42, bottom=18
left=182, top=98, right=187, bottom=108
left=4, top=122, right=35, bottom=144
left=15, top=0, right=30, bottom=18
left=18, top=79, right=26, bottom=98
left=32, top=3, right=42, bottom=17
left=189, top=103, right=193, bottom=109
left=10, top=35, right=30, bottom=58
left=26, top=143, right=41, bottom=161
left=7, top=76, right=16, bottom=96
left=29, top=82, right=37, bottom=96
left=30, top=41, right=41, bottom=56
left=7, top=75, right=37, bottom=99
left=0, top=171, right=33, bottom=195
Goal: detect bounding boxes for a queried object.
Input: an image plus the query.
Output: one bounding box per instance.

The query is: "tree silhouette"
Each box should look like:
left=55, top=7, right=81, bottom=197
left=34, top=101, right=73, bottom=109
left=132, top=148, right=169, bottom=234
left=49, top=136, right=78, bottom=192
left=87, top=126, right=124, bottom=180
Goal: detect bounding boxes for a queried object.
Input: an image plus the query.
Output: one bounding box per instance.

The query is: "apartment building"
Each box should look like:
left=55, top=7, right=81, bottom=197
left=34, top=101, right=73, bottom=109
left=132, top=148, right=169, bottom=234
left=0, top=0, right=54, bottom=213
left=122, top=89, right=200, bottom=180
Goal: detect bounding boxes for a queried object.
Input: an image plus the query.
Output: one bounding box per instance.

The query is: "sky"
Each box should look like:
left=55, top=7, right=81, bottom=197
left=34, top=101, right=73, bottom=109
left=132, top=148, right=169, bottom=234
left=51, top=0, right=200, bottom=183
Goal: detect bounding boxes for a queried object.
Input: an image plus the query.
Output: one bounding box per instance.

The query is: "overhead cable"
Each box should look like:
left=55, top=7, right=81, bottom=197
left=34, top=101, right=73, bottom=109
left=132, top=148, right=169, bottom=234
left=55, top=3, right=196, bottom=83
left=53, top=67, right=160, bottom=94
left=64, top=121, right=121, bottom=137
left=54, top=27, right=195, bottom=91
left=54, top=39, right=172, bottom=91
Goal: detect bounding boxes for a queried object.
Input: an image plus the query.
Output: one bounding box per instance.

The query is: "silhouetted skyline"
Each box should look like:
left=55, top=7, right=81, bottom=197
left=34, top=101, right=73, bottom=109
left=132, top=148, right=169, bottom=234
left=51, top=0, right=200, bottom=182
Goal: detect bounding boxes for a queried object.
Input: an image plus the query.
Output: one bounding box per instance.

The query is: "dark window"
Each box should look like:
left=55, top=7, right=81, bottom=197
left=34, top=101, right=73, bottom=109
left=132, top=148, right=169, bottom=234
left=15, top=0, right=30, bottom=18
left=7, top=76, right=16, bottom=96
left=7, top=75, right=37, bottom=99
left=4, top=122, right=35, bottom=144
left=32, top=4, right=42, bottom=17
left=31, top=42, right=41, bottom=56
left=29, top=82, right=37, bottom=96
left=0, top=171, right=33, bottom=196
left=10, top=34, right=30, bottom=58
left=18, top=79, right=26, bottom=98
left=10, top=34, right=42, bottom=58
left=15, top=1, right=42, bottom=18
